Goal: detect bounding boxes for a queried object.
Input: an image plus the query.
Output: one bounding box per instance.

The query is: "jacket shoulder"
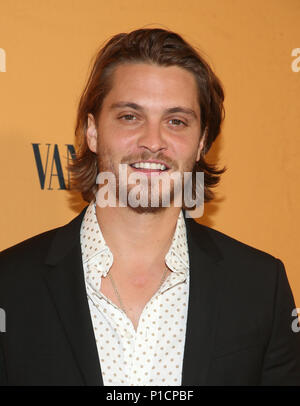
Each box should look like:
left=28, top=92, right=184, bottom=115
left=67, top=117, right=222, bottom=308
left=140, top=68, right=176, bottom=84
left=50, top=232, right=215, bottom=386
left=0, top=207, right=87, bottom=267
left=187, top=220, right=288, bottom=303
left=0, top=227, right=62, bottom=267
left=188, top=219, right=279, bottom=264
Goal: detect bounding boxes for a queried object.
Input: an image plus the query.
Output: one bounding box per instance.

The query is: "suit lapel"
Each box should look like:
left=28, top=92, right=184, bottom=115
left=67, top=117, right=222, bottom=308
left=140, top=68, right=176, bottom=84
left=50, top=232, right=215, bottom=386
left=182, top=217, right=225, bottom=385
left=43, top=206, right=103, bottom=386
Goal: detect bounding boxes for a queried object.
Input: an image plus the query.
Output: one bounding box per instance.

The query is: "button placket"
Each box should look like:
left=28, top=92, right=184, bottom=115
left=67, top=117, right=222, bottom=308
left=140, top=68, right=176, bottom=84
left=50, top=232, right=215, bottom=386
left=135, top=298, right=158, bottom=384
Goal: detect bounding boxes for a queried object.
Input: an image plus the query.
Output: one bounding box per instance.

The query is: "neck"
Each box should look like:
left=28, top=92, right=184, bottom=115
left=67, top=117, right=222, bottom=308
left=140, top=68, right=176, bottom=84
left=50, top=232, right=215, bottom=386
left=95, top=204, right=181, bottom=266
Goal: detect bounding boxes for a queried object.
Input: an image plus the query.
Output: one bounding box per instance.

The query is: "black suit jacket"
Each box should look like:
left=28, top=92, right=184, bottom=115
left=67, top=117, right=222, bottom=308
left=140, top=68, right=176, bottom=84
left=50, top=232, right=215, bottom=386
left=0, top=206, right=300, bottom=386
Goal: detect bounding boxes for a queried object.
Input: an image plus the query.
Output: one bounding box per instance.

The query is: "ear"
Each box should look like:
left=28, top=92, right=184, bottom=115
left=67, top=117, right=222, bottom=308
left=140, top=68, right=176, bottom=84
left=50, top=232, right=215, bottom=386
left=196, top=127, right=207, bottom=162
left=86, top=113, right=98, bottom=153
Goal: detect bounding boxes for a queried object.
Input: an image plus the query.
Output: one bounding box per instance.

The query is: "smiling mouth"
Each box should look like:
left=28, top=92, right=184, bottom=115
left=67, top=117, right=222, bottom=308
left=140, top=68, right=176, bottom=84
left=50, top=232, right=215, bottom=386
left=129, top=161, right=169, bottom=172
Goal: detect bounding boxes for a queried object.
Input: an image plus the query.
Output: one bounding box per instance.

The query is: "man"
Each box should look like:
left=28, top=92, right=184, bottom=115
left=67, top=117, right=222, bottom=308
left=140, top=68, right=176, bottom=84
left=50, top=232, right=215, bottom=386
left=0, top=28, right=300, bottom=386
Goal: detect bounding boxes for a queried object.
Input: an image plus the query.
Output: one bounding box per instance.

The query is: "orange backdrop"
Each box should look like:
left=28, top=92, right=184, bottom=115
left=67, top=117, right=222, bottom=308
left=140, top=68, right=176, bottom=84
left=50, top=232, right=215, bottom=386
left=0, top=0, right=299, bottom=307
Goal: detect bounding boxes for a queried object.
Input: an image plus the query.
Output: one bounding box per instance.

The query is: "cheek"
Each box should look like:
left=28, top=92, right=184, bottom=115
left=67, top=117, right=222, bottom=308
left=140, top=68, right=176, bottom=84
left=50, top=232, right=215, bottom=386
left=172, top=139, right=199, bottom=163
left=107, top=118, right=135, bottom=143
left=98, top=127, right=131, bottom=156
left=102, top=138, right=139, bottom=166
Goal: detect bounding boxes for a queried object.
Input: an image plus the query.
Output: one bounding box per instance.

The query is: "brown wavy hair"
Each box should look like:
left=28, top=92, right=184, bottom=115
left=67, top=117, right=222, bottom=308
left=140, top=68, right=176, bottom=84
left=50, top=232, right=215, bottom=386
left=69, top=28, right=226, bottom=203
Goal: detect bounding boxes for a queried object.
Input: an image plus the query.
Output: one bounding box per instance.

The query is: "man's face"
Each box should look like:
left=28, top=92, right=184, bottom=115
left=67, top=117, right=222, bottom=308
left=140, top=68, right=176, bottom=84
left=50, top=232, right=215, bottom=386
left=87, top=63, right=205, bottom=212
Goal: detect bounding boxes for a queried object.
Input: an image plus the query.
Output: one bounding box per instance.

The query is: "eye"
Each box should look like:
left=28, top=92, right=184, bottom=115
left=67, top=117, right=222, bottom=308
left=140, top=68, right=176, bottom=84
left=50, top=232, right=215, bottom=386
left=119, top=114, right=137, bottom=121
left=168, top=118, right=187, bottom=126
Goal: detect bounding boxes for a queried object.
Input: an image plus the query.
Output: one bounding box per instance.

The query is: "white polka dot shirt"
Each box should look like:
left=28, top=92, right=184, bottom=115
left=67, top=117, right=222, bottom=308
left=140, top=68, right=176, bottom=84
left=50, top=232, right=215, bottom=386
left=80, top=201, right=190, bottom=386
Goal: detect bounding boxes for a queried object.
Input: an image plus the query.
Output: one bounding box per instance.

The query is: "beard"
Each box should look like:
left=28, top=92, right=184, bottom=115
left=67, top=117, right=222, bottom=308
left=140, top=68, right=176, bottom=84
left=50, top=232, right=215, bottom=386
left=96, top=146, right=198, bottom=215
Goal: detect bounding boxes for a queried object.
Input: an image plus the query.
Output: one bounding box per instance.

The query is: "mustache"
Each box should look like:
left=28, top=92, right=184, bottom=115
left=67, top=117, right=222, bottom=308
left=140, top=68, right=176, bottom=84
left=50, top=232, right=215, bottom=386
left=120, top=151, right=177, bottom=169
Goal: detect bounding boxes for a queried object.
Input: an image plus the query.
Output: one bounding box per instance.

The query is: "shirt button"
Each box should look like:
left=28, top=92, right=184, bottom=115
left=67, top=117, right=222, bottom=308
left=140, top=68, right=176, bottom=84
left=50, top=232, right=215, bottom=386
left=125, top=331, right=132, bottom=339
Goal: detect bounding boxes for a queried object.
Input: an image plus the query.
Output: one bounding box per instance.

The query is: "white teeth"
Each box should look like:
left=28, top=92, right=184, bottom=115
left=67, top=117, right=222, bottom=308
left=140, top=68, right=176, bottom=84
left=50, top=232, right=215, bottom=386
left=131, top=162, right=167, bottom=170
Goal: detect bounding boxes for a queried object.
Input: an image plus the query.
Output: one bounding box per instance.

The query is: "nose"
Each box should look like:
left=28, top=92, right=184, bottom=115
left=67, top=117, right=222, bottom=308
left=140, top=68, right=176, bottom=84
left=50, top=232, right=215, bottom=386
left=137, top=121, right=167, bottom=153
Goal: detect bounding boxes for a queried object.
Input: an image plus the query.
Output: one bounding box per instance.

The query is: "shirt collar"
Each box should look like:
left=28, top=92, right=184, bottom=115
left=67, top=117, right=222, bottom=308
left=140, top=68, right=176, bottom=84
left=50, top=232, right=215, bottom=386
left=80, top=201, right=189, bottom=279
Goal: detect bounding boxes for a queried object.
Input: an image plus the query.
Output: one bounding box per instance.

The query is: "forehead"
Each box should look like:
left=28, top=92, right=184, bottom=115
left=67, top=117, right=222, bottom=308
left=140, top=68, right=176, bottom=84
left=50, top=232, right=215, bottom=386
left=104, top=63, right=200, bottom=113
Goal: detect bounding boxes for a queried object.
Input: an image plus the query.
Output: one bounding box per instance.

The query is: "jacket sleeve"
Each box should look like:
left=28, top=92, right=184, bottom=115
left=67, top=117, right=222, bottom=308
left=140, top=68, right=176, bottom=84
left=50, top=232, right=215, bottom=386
left=261, top=258, right=300, bottom=385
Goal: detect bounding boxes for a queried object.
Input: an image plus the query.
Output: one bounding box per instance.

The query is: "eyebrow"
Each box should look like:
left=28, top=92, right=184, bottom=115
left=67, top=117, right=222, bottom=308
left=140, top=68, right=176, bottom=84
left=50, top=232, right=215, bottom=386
left=109, top=102, right=198, bottom=120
